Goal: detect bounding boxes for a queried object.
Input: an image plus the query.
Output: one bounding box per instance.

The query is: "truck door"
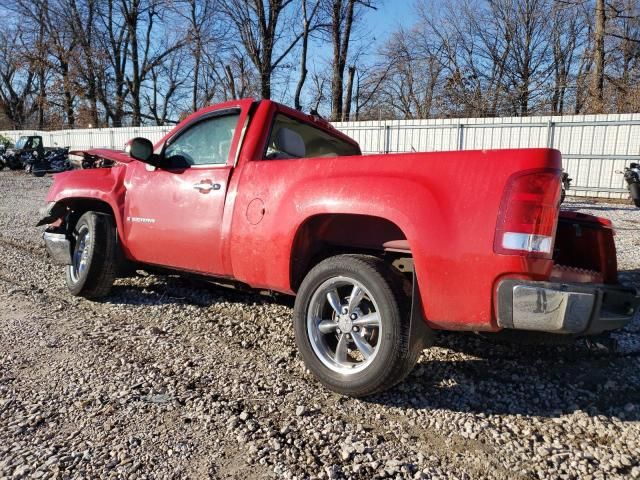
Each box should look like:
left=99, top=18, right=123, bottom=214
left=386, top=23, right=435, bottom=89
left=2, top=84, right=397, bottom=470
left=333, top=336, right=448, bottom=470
left=123, top=106, right=248, bottom=276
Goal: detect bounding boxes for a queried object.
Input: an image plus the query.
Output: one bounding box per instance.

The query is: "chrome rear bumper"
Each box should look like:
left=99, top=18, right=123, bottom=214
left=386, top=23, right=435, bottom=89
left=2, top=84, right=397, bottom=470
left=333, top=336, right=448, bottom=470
left=497, top=279, right=639, bottom=335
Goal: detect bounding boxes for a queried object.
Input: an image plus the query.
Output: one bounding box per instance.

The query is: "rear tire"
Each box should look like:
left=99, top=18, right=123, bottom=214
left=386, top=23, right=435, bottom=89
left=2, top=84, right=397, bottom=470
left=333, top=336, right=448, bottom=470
left=293, top=254, right=424, bottom=397
left=65, top=211, right=119, bottom=298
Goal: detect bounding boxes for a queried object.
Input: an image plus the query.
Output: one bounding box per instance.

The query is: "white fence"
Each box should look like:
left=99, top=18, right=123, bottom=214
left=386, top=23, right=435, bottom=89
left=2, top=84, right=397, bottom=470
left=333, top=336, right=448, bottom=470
left=4, top=112, right=640, bottom=199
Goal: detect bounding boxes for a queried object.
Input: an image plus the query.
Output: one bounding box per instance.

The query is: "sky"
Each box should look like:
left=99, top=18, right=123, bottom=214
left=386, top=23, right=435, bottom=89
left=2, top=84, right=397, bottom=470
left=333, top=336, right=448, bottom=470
left=366, top=0, right=416, bottom=41
left=293, top=0, right=417, bottom=108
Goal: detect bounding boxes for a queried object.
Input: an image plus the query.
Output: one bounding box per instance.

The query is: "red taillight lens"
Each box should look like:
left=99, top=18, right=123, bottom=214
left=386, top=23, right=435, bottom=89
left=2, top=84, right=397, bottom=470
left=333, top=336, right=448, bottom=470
left=494, top=169, right=562, bottom=258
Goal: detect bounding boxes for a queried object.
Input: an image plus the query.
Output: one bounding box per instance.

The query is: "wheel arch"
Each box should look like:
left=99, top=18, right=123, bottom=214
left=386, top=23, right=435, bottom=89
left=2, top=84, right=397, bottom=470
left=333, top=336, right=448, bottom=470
left=289, top=213, right=413, bottom=292
left=42, top=197, right=124, bottom=241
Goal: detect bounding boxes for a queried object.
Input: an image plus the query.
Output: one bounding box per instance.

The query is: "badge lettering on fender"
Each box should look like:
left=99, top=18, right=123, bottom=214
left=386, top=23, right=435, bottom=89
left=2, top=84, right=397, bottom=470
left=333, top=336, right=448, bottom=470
left=127, top=216, right=156, bottom=224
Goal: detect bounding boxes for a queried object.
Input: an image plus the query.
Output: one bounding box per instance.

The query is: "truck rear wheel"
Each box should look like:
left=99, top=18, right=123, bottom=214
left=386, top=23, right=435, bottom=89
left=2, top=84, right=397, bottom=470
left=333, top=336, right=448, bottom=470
left=65, top=211, right=119, bottom=298
left=293, top=254, right=422, bottom=397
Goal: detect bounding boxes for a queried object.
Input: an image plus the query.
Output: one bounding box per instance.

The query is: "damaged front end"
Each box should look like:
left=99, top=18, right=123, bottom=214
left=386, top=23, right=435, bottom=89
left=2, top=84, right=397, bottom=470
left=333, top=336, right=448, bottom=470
left=38, top=147, right=131, bottom=265
left=68, top=150, right=120, bottom=170
left=39, top=202, right=72, bottom=265
left=43, top=231, right=72, bottom=265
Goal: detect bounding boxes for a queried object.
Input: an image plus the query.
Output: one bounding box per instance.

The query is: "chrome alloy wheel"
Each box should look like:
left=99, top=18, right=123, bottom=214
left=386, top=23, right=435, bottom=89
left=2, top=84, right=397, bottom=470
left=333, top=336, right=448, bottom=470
left=306, top=276, right=382, bottom=374
left=70, top=225, right=91, bottom=283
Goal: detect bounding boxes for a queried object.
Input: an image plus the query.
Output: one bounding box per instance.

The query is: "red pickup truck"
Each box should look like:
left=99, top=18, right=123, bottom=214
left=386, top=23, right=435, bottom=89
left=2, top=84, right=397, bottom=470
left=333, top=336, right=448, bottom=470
left=38, top=99, right=639, bottom=396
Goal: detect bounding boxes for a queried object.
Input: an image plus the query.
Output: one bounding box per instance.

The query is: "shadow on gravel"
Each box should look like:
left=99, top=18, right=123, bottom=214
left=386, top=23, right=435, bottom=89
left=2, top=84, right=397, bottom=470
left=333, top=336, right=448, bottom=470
left=619, top=268, right=640, bottom=286
left=562, top=204, right=635, bottom=212
left=103, top=275, right=295, bottom=308
left=103, top=272, right=640, bottom=422
left=368, top=330, right=640, bottom=421
left=368, top=268, right=640, bottom=421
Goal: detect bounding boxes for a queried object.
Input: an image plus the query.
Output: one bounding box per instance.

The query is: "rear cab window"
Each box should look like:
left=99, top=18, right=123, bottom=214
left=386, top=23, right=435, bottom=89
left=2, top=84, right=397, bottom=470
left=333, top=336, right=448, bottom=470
left=264, top=114, right=360, bottom=160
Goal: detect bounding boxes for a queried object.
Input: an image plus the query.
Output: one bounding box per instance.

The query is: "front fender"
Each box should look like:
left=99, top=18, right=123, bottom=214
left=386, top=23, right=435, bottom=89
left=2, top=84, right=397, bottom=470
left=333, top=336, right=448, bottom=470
left=40, top=166, right=127, bottom=237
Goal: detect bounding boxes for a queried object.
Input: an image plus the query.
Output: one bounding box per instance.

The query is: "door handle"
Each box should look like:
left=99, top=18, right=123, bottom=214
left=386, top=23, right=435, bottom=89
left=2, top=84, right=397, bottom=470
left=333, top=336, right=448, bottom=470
left=193, top=181, right=221, bottom=193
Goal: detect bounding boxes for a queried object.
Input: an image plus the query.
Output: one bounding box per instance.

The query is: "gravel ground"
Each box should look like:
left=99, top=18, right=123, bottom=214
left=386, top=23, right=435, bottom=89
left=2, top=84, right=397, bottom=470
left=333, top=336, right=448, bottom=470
left=0, top=171, right=639, bottom=480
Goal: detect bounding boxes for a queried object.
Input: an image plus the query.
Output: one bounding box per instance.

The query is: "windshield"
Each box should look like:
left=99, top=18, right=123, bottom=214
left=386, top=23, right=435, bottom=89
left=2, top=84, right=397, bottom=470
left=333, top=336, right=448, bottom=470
left=15, top=136, right=28, bottom=149
left=265, top=114, right=360, bottom=160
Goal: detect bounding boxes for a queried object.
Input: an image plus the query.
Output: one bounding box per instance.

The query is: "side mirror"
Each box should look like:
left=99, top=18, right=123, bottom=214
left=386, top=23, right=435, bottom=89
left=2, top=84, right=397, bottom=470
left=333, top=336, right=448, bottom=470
left=129, top=137, right=155, bottom=164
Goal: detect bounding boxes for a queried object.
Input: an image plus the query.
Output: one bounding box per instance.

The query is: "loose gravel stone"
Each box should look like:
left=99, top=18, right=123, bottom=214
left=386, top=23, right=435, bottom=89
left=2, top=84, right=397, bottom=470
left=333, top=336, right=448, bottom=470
left=0, top=172, right=639, bottom=479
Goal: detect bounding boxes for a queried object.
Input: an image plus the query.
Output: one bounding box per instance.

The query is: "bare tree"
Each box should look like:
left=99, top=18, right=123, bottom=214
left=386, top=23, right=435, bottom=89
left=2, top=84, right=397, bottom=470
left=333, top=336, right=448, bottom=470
left=550, top=1, right=587, bottom=114
left=65, top=0, right=104, bottom=126
left=326, top=0, right=376, bottom=121
left=174, top=0, right=229, bottom=112
left=9, top=0, right=52, bottom=128
left=120, top=0, right=186, bottom=125
left=221, top=0, right=303, bottom=99
left=220, top=52, right=259, bottom=100
left=591, top=0, right=606, bottom=112
left=499, top=0, right=553, bottom=115
left=294, top=0, right=323, bottom=110
left=607, top=0, right=640, bottom=112
left=377, top=26, right=443, bottom=119
left=144, top=50, right=188, bottom=125
left=0, top=28, right=37, bottom=128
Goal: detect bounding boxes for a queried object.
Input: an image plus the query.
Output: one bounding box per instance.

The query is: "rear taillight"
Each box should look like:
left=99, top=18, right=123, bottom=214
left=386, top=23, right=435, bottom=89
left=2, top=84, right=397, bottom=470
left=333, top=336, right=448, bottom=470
left=494, top=169, right=562, bottom=258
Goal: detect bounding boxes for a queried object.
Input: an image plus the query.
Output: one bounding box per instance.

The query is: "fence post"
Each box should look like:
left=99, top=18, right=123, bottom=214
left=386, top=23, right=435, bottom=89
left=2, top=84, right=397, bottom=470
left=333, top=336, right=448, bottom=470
left=547, top=120, right=555, bottom=148
left=457, top=123, right=464, bottom=150
left=384, top=125, right=391, bottom=154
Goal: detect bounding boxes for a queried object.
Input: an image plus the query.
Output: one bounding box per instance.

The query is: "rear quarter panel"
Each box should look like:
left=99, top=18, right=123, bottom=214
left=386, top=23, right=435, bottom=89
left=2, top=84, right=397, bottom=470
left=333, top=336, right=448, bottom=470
left=229, top=148, right=561, bottom=331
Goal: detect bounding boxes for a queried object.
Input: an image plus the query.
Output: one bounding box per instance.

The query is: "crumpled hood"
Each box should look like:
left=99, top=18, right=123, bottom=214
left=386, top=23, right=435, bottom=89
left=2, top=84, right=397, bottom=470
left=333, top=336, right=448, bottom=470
left=70, top=148, right=133, bottom=164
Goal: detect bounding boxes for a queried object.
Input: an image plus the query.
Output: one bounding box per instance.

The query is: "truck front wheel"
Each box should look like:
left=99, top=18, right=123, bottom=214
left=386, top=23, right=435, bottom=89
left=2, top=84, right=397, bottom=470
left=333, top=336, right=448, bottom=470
left=66, top=211, right=119, bottom=298
left=294, top=254, right=422, bottom=397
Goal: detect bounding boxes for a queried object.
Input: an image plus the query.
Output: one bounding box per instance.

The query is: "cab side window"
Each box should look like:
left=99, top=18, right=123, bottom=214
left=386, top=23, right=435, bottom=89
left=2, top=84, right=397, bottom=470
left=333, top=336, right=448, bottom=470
left=164, top=113, right=239, bottom=168
left=264, top=114, right=360, bottom=160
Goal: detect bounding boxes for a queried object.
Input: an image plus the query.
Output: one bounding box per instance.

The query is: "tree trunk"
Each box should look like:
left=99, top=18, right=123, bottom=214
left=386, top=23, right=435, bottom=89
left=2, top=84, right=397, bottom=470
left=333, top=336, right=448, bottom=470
left=260, top=70, right=271, bottom=99
left=61, top=62, right=75, bottom=127
left=331, top=0, right=356, bottom=121
left=225, top=64, right=237, bottom=99
left=294, top=0, right=310, bottom=110
left=343, top=65, right=355, bottom=121
left=37, top=6, right=47, bottom=130
left=592, top=0, right=605, bottom=112
left=191, top=0, right=200, bottom=112
left=193, top=53, right=200, bottom=111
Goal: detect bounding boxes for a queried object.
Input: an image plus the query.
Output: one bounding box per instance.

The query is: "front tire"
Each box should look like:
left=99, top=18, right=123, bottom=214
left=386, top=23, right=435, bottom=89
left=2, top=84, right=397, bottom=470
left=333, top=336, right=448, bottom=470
left=66, top=211, right=119, bottom=298
left=293, top=255, right=424, bottom=397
